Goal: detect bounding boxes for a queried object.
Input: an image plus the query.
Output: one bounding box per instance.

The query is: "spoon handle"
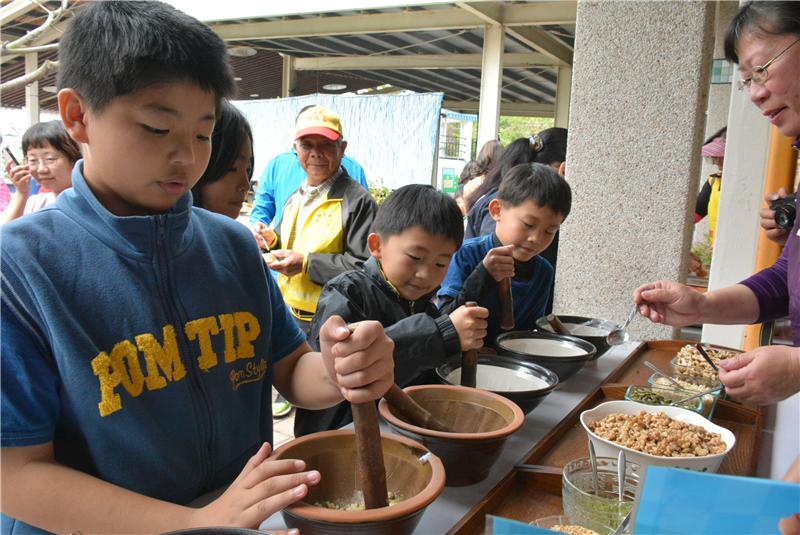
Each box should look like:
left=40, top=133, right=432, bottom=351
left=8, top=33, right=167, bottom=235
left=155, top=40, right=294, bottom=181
left=617, top=450, right=626, bottom=502
left=695, top=343, right=719, bottom=372
left=588, top=440, right=598, bottom=496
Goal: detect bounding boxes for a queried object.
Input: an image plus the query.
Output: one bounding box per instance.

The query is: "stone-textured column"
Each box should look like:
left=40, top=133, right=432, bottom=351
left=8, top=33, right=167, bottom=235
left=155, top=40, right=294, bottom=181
left=555, top=1, right=714, bottom=341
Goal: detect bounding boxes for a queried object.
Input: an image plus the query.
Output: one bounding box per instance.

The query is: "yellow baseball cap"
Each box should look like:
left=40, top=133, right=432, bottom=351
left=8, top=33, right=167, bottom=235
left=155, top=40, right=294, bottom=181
left=295, top=105, right=343, bottom=141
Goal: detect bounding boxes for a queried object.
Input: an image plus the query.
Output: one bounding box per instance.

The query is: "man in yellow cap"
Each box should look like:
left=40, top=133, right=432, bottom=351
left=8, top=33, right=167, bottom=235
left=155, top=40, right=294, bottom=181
left=261, top=105, right=377, bottom=333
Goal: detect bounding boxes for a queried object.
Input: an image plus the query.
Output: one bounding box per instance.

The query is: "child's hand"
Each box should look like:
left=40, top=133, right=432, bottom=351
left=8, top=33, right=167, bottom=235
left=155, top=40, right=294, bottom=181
left=250, top=222, right=276, bottom=251
left=449, top=305, right=489, bottom=350
left=5, top=161, right=31, bottom=198
left=193, top=442, right=317, bottom=529
left=319, top=316, right=394, bottom=404
left=270, top=249, right=304, bottom=276
left=482, top=244, right=515, bottom=281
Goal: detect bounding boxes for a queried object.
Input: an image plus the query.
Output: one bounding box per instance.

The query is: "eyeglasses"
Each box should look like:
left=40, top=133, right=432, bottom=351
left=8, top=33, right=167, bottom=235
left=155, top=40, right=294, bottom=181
left=737, top=38, right=800, bottom=91
left=26, top=156, right=62, bottom=169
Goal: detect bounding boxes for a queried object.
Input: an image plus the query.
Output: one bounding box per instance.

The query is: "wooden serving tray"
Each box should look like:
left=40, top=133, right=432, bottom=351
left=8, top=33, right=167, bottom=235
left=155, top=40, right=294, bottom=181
left=447, top=341, right=762, bottom=535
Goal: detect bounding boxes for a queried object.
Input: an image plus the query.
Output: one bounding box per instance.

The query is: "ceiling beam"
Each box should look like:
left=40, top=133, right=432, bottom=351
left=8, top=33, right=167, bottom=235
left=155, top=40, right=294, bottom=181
left=507, top=25, right=573, bottom=66
left=1, top=19, right=69, bottom=65
left=293, top=52, right=558, bottom=71
left=211, top=2, right=576, bottom=41
left=443, top=100, right=554, bottom=117
left=0, top=0, right=39, bottom=26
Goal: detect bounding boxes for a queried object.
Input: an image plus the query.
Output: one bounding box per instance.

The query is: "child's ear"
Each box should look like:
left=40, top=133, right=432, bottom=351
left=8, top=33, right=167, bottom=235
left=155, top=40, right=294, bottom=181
left=488, top=198, right=502, bottom=222
left=558, top=161, right=566, bottom=177
left=58, top=88, right=89, bottom=144
left=367, top=232, right=382, bottom=259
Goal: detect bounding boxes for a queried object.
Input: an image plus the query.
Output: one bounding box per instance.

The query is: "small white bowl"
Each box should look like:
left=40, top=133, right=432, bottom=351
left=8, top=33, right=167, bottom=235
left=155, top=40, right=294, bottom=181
left=580, top=400, right=735, bottom=473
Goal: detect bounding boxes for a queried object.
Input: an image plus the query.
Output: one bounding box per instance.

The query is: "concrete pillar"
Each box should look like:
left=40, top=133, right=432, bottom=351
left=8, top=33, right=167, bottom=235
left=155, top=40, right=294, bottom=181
left=281, top=54, right=295, bottom=98
left=555, top=0, right=714, bottom=341
left=476, top=24, right=504, bottom=148
left=555, top=66, right=572, bottom=129
left=25, top=52, right=39, bottom=127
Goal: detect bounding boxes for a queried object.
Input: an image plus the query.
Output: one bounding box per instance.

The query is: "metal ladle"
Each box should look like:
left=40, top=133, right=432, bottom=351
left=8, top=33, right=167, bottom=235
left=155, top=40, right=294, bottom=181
left=606, top=303, right=639, bottom=346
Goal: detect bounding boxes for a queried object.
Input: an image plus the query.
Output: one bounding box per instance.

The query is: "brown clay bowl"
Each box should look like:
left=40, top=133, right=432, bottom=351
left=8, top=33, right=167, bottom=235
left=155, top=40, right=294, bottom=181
left=271, top=429, right=445, bottom=535
left=378, top=384, right=525, bottom=487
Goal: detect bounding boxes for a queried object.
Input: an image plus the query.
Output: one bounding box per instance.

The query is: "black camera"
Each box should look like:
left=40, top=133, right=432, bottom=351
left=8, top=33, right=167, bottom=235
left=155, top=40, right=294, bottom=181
left=770, top=193, right=797, bottom=231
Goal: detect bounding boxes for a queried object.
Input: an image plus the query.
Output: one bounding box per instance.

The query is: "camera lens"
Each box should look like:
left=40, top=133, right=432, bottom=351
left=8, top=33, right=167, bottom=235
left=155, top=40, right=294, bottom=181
left=775, top=204, right=796, bottom=230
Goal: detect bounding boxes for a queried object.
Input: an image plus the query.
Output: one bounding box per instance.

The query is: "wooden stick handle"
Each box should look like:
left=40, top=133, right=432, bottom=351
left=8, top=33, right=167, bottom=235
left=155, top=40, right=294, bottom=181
left=461, top=301, right=479, bottom=388
left=351, top=402, right=388, bottom=509
left=546, top=313, right=571, bottom=335
left=384, top=384, right=449, bottom=432
left=498, top=278, right=515, bottom=330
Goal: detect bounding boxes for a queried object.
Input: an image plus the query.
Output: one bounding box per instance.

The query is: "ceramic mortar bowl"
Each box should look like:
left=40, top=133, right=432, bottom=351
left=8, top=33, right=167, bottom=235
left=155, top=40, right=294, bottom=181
left=378, top=384, right=524, bottom=487
left=535, top=314, right=619, bottom=359
left=271, top=429, right=445, bottom=535
left=496, top=330, right=596, bottom=382
left=435, top=353, right=558, bottom=414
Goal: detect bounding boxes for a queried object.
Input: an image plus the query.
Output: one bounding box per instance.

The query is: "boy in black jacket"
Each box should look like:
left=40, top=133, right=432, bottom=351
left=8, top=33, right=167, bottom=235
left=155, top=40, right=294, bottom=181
left=294, top=185, right=489, bottom=436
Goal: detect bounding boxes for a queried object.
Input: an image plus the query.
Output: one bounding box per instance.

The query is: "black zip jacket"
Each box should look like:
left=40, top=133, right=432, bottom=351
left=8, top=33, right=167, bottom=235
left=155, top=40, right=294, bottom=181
left=293, top=256, right=461, bottom=436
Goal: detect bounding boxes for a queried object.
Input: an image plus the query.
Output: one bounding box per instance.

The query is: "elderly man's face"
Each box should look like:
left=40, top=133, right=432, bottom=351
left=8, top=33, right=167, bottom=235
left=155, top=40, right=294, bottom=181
left=295, top=134, right=347, bottom=185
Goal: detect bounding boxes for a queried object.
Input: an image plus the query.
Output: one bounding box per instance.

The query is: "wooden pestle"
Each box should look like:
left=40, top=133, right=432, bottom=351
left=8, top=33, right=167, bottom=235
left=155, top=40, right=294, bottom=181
left=352, top=402, right=389, bottom=509
left=498, top=278, right=515, bottom=330
left=546, top=313, right=571, bottom=335
left=384, top=384, right=449, bottom=432
left=343, top=323, right=388, bottom=509
left=460, top=301, right=479, bottom=388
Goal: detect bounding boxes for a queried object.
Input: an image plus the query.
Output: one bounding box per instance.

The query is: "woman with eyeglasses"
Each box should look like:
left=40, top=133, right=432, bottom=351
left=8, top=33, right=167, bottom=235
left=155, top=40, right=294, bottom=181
left=635, top=1, right=800, bottom=408
left=2, top=121, right=81, bottom=224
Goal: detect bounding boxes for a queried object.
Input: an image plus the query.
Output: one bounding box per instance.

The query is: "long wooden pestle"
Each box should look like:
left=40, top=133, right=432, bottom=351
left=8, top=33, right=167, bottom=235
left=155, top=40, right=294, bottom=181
left=498, top=278, right=515, bottom=331
left=352, top=402, right=389, bottom=509
left=384, top=384, right=449, bottom=432
left=546, top=313, right=571, bottom=335
left=460, top=301, right=479, bottom=388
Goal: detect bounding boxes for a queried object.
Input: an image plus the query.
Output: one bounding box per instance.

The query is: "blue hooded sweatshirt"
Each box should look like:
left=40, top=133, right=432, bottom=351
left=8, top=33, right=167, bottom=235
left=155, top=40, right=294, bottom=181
left=1, top=163, right=305, bottom=534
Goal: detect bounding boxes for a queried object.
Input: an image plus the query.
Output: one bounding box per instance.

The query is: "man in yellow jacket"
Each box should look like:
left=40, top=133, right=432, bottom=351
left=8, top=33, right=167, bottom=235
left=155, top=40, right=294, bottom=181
left=262, top=105, right=377, bottom=333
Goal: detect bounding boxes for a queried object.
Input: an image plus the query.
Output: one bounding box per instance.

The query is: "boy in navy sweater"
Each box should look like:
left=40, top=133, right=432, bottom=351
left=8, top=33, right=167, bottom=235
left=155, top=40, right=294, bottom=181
left=295, top=185, right=489, bottom=436
left=438, top=163, right=572, bottom=345
left=0, top=3, right=393, bottom=533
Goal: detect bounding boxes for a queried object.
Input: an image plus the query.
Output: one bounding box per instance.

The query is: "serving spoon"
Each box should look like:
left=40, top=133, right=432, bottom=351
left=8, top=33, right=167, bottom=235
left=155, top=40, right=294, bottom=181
left=606, top=303, right=639, bottom=346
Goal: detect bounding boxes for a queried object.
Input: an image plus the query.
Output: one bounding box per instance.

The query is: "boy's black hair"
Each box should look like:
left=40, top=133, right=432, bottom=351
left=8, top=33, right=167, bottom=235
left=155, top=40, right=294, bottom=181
left=57, top=1, right=235, bottom=112
left=724, top=2, right=800, bottom=63
left=372, top=184, right=464, bottom=247
left=497, top=162, right=572, bottom=218
left=22, top=121, right=81, bottom=163
left=192, top=101, right=254, bottom=209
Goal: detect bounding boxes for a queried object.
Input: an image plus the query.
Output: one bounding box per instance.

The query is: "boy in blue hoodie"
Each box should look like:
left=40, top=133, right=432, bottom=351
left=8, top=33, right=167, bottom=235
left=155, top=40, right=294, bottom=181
left=0, top=3, right=394, bottom=534
left=438, top=163, right=572, bottom=345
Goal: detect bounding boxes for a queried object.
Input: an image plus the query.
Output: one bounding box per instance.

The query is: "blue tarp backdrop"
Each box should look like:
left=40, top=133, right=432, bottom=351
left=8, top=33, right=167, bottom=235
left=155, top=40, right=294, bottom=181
left=233, top=92, right=444, bottom=190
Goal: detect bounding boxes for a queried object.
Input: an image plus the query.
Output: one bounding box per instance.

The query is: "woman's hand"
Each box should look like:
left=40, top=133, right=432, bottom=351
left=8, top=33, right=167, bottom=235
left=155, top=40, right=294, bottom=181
left=192, top=442, right=315, bottom=530
left=719, top=345, right=800, bottom=405
left=760, top=188, right=792, bottom=246
left=5, top=161, right=31, bottom=199
left=634, top=280, right=706, bottom=327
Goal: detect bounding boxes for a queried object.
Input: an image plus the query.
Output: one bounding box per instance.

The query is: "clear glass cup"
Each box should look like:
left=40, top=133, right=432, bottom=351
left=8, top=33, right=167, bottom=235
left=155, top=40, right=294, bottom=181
left=562, top=457, right=640, bottom=535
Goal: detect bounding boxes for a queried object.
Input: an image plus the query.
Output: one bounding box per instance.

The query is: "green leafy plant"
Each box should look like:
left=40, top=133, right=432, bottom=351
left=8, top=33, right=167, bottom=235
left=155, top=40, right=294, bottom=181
left=691, top=239, right=712, bottom=267
left=368, top=183, right=392, bottom=206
